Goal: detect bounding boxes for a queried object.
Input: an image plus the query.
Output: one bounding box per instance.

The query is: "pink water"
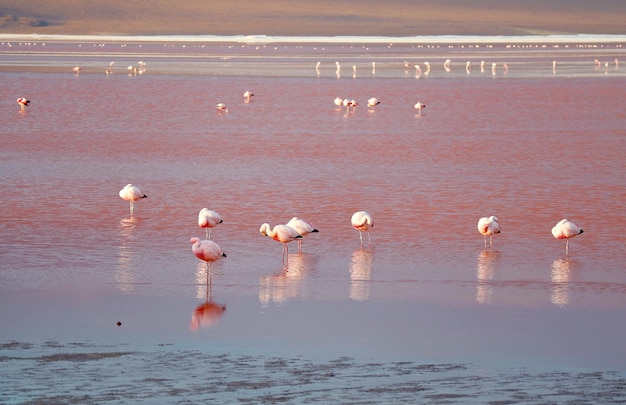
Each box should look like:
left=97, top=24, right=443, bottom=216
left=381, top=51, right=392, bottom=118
left=1, top=40, right=626, bottom=402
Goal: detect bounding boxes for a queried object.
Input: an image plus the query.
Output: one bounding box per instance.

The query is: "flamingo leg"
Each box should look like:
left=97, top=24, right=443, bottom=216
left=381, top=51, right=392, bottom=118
left=489, top=236, right=493, bottom=249
left=367, top=232, right=371, bottom=247
left=566, top=239, right=570, bottom=256
left=359, top=232, right=363, bottom=247
left=297, top=238, right=303, bottom=252
left=205, top=228, right=210, bottom=239
left=129, top=201, right=134, bottom=217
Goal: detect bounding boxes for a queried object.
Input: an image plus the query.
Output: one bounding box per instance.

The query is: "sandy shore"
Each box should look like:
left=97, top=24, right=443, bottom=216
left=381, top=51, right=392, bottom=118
left=2, top=0, right=626, bottom=36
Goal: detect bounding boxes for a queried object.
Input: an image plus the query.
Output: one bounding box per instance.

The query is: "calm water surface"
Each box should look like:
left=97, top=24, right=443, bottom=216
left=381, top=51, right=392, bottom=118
left=1, top=40, right=626, bottom=403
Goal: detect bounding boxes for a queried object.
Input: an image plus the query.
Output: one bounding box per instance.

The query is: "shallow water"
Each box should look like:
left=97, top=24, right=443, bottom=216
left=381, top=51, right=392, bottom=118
left=1, top=38, right=626, bottom=403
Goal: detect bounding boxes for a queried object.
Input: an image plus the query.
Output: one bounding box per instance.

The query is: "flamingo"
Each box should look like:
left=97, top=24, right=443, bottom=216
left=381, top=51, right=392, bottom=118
left=286, top=217, right=319, bottom=252
left=260, top=223, right=302, bottom=258
left=477, top=216, right=501, bottom=249
left=334, top=97, right=344, bottom=109
left=423, top=61, right=431, bottom=75
left=190, top=237, right=226, bottom=272
left=118, top=184, right=147, bottom=216
left=16, top=97, right=30, bottom=111
left=443, top=59, right=451, bottom=72
left=367, top=97, right=380, bottom=109
left=73, top=66, right=81, bottom=74
left=552, top=219, right=584, bottom=256
left=216, top=103, right=228, bottom=113
left=347, top=99, right=358, bottom=113
left=198, top=208, right=223, bottom=239
left=243, top=91, right=253, bottom=103
left=351, top=211, right=374, bottom=247
left=414, top=101, right=426, bottom=115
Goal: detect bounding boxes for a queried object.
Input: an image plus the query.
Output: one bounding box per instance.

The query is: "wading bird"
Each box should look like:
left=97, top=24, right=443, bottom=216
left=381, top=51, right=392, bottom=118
left=351, top=211, right=374, bottom=247
left=118, top=184, right=147, bottom=216
left=198, top=208, right=223, bottom=239
left=551, top=219, right=584, bottom=256
left=286, top=217, right=319, bottom=252
left=477, top=216, right=501, bottom=249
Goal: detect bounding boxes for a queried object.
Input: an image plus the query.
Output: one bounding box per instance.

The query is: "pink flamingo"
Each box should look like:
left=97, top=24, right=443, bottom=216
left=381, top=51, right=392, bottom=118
left=477, top=216, right=501, bottom=249
left=286, top=217, right=319, bottom=252
left=190, top=237, right=226, bottom=271
left=118, top=184, right=147, bottom=216
left=552, top=219, right=584, bottom=256
left=351, top=211, right=374, bottom=247
left=17, top=97, right=30, bottom=111
left=260, top=223, right=302, bottom=259
left=198, top=208, right=223, bottom=239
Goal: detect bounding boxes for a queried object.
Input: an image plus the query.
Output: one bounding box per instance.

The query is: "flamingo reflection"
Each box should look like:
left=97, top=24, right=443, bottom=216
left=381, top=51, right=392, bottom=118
left=476, top=250, right=499, bottom=305
left=550, top=258, right=572, bottom=307
left=115, top=217, right=140, bottom=293
left=349, top=248, right=373, bottom=301
left=190, top=264, right=226, bottom=330
left=259, top=253, right=313, bottom=305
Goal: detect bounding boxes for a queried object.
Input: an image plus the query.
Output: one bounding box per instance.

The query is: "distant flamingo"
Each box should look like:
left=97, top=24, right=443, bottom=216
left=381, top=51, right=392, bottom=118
left=334, top=97, right=344, bottom=109
left=243, top=91, right=254, bottom=103
left=443, top=59, right=451, bottom=72
left=286, top=217, right=319, bottom=252
left=198, top=208, right=223, bottom=239
left=551, top=219, right=584, bottom=256
left=216, top=103, right=228, bottom=113
left=423, top=61, right=431, bottom=75
left=260, top=223, right=302, bottom=258
left=351, top=211, right=374, bottom=247
left=477, top=216, right=501, bottom=249
left=73, top=66, right=80, bottom=74
left=190, top=237, right=226, bottom=271
left=367, top=97, right=380, bottom=109
left=16, top=97, right=30, bottom=111
left=414, top=101, right=426, bottom=115
left=118, top=184, right=147, bottom=216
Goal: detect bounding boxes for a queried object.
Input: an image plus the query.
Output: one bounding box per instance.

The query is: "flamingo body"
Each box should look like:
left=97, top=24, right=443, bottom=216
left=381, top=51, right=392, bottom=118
left=552, top=219, right=583, bottom=255
left=243, top=91, right=254, bottom=102
left=367, top=97, right=380, bottom=108
left=260, top=223, right=302, bottom=257
left=477, top=216, right=501, bottom=248
left=351, top=211, right=374, bottom=247
left=190, top=237, right=226, bottom=264
left=119, top=184, right=147, bottom=216
left=17, top=97, right=30, bottom=111
left=286, top=217, right=319, bottom=251
left=414, top=101, right=426, bottom=115
left=198, top=208, right=223, bottom=239
left=216, top=103, right=228, bottom=112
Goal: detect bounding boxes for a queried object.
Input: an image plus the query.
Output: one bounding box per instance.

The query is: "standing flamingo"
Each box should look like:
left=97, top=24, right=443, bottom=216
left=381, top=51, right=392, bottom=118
left=198, top=208, right=223, bottom=239
left=551, top=219, right=584, bottom=256
left=260, top=223, right=302, bottom=259
left=243, top=91, right=254, bottom=103
left=477, top=216, right=501, bottom=249
left=16, top=97, right=30, bottom=111
left=334, top=97, right=344, bottom=109
left=414, top=101, right=426, bottom=115
left=367, top=97, right=380, bottom=109
left=216, top=103, right=228, bottom=113
left=286, top=217, right=319, bottom=252
left=351, top=211, right=374, bottom=247
left=119, top=184, right=147, bottom=216
left=190, top=237, right=226, bottom=272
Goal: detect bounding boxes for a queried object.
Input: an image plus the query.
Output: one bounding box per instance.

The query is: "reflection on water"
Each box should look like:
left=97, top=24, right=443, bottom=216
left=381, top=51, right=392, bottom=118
left=350, top=249, right=374, bottom=301
left=259, top=253, right=315, bottom=305
left=191, top=264, right=226, bottom=330
left=116, top=217, right=140, bottom=293
left=476, top=250, right=499, bottom=305
left=551, top=258, right=573, bottom=308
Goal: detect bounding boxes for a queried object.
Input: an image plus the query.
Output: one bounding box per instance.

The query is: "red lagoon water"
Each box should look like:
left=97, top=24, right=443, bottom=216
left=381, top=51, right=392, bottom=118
left=1, top=56, right=626, bottom=401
